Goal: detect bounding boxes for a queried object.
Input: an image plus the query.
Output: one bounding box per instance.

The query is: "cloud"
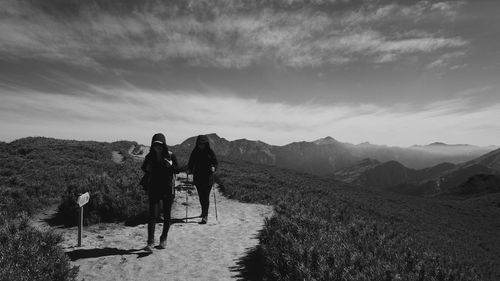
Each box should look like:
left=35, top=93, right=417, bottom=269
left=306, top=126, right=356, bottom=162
left=426, top=51, right=468, bottom=69
left=341, top=1, right=465, bottom=26
left=431, top=1, right=465, bottom=19
left=1, top=86, right=499, bottom=147
left=0, top=0, right=468, bottom=70
left=461, top=86, right=495, bottom=95
left=316, top=31, right=467, bottom=64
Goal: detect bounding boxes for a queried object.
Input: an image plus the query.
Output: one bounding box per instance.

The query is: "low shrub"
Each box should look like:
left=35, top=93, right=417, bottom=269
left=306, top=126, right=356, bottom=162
left=0, top=137, right=140, bottom=280
left=57, top=163, right=147, bottom=226
left=0, top=216, right=78, bottom=281
left=217, top=160, right=493, bottom=281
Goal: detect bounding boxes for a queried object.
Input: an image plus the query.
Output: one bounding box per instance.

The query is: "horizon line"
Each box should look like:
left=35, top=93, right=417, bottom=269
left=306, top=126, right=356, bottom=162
left=2, top=134, right=498, bottom=149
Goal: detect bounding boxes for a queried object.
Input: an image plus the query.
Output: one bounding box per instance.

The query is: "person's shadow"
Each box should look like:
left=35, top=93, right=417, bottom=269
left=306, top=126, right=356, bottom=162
left=230, top=246, right=265, bottom=281
left=66, top=247, right=151, bottom=261
left=125, top=215, right=201, bottom=226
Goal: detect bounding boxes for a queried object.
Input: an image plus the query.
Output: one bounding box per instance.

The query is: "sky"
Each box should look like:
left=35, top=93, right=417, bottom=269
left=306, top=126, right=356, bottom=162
left=1, top=0, right=499, bottom=147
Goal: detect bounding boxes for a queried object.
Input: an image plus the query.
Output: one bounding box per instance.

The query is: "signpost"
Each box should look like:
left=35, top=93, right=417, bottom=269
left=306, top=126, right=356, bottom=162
left=76, top=192, right=90, bottom=247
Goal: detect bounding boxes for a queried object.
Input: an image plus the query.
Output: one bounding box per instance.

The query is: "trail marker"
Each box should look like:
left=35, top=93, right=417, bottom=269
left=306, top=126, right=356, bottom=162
left=76, top=192, right=90, bottom=247
left=77, top=192, right=90, bottom=207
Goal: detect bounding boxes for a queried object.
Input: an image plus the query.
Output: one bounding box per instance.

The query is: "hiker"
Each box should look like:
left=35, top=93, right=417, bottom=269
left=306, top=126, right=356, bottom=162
left=140, top=133, right=178, bottom=252
left=187, top=135, right=218, bottom=224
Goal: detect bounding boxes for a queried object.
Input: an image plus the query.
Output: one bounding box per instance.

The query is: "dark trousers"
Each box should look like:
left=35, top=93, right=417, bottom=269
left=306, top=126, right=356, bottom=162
left=147, top=195, right=173, bottom=245
left=195, top=182, right=212, bottom=218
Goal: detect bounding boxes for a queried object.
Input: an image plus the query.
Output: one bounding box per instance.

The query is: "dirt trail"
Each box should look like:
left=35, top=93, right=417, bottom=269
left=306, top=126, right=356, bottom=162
left=110, top=151, right=124, bottom=164
left=35, top=173, right=272, bottom=281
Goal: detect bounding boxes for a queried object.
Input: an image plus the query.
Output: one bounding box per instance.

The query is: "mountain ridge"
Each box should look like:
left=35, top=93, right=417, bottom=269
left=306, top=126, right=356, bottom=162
left=7, top=135, right=498, bottom=181
left=334, top=148, right=500, bottom=196
left=169, top=133, right=498, bottom=175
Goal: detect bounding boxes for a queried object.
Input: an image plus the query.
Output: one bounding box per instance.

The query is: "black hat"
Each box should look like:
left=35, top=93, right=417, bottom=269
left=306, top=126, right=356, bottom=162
left=196, top=135, right=209, bottom=144
left=151, top=133, right=167, bottom=146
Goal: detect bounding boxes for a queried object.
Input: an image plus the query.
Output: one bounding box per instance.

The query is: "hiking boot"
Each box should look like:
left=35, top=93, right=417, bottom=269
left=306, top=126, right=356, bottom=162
left=144, top=244, right=154, bottom=253
left=199, top=216, right=207, bottom=224
left=158, top=239, right=167, bottom=249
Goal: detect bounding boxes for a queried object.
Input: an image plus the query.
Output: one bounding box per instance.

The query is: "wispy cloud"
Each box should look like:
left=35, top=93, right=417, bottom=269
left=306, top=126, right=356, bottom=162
left=426, top=51, right=468, bottom=70
left=1, top=86, right=499, bottom=146
left=0, top=0, right=468, bottom=70
left=1, top=0, right=498, bottom=148
left=342, top=1, right=465, bottom=26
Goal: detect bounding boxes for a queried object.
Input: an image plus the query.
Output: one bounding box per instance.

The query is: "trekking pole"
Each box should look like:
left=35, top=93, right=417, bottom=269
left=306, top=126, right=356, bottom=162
left=213, top=184, right=218, bottom=221
left=185, top=173, right=189, bottom=223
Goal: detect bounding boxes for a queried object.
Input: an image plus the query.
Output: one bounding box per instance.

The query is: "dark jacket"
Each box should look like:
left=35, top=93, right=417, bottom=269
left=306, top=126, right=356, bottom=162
left=188, top=135, right=218, bottom=184
left=141, top=133, right=179, bottom=198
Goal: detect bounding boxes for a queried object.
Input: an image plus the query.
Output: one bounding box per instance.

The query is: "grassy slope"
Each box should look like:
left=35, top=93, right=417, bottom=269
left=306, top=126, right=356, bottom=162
left=0, top=137, right=137, bottom=219
left=217, top=160, right=500, bottom=281
left=0, top=137, right=139, bottom=281
left=2, top=138, right=500, bottom=280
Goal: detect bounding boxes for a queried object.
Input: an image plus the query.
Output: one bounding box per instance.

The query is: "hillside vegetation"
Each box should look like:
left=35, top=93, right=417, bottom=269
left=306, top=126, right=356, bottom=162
left=217, top=160, right=500, bottom=281
left=0, top=137, right=137, bottom=218
left=2, top=137, right=499, bottom=281
left=0, top=137, right=140, bottom=281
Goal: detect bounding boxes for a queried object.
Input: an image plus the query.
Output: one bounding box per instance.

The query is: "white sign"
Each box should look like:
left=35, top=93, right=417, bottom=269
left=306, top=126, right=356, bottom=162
left=77, top=192, right=90, bottom=207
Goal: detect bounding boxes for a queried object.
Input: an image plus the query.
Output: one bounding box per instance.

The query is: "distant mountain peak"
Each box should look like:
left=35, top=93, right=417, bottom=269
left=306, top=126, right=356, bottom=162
left=382, top=160, right=407, bottom=167
left=314, top=136, right=339, bottom=145
left=358, top=158, right=380, bottom=165
left=429, top=142, right=448, bottom=146
left=411, top=142, right=474, bottom=148
left=428, top=142, right=472, bottom=147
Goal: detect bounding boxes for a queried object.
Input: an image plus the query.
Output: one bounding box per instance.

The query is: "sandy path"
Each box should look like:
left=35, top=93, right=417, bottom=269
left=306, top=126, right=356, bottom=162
left=36, top=174, right=272, bottom=281
left=111, top=151, right=124, bottom=164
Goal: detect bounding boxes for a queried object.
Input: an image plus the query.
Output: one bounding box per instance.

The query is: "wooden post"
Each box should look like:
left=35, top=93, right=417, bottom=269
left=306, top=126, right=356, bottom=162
left=78, top=206, right=83, bottom=247
left=76, top=192, right=90, bottom=247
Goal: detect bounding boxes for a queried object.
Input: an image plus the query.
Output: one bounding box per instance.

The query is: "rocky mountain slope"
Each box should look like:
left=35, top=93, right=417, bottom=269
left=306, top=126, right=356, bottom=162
left=442, top=174, right=500, bottom=197
left=334, top=148, right=500, bottom=196
left=334, top=159, right=456, bottom=188
left=167, top=133, right=496, bottom=176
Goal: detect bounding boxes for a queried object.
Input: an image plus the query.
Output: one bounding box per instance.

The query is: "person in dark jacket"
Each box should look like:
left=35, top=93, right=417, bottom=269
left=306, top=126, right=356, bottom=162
left=187, top=135, right=218, bottom=224
left=141, top=133, right=178, bottom=252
